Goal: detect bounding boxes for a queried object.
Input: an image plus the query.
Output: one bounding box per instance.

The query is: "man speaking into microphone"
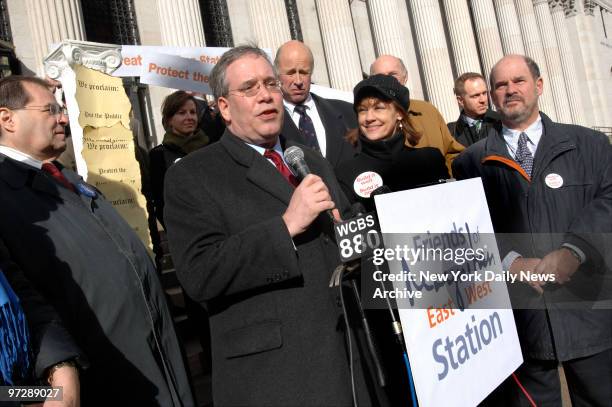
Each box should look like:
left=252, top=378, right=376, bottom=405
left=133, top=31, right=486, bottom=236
left=164, top=45, right=375, bottom=407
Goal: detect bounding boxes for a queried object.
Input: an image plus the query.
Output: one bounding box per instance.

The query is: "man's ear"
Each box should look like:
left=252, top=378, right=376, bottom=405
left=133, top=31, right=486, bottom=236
left=456, top=95, right=465, bottom=110
left=535, top=77, right=544, bottom=97
left=217, top=96, right=231, bottom=123
left=0, top=108, right=16, bottom=133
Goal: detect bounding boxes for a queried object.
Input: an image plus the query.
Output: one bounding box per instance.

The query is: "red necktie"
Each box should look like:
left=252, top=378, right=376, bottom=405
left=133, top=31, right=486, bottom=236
left=41, top=162, right=76, bottom=193
left=264, top=149, right=299, bottom=187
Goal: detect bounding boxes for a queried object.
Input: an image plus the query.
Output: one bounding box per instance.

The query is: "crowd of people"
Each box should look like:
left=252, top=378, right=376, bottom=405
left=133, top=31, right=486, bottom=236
left=0, top=39, right=610, bottom=407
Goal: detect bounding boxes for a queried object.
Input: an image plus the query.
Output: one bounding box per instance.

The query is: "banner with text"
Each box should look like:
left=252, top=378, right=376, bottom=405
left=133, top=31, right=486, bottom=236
left=374, top=178, right=522, bottom=407
left=74, top=65, right=152, bottom=248
left=139, top=52, right=214, bottom=94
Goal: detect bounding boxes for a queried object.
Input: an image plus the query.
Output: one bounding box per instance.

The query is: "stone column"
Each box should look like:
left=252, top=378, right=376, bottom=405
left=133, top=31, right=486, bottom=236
left=367, top=0, right=415, bottom=77
left=493, top=0, right=526, bottom=54
left=441, top=0, right=482, bottom=75
left=315, top=0, right=362, bottom=91
left=574, top=4, right=610, bottom=126
left=247, top=0, right=292, bottom=51
left=396, top=0, right=424, bottom=99
left=295, top=0, right=330, bottom=86
left=409, top=0, right=458, bottom=121
left=470, top=0, right=504, bottom=84
left=514, top=0, right=557, bottom=119
left=25, top=0, right=86, bottom=75
left=533, top=0, right=572, bottom=123
left=350, top=0, right=377, bottom=77
left=157, top=0, right=206, bottom=46
left=549, top=1, right=585, bottom=125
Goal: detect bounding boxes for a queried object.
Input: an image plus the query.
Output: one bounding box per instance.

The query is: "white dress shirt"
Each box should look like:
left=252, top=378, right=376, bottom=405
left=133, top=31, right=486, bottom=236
left=502, top=115, right=542, bottom=160
left=246, top=139, right=289, bottom=168
left=0, top=145, right=43, bottom=169
left=283, top=94, right=327, bottom=157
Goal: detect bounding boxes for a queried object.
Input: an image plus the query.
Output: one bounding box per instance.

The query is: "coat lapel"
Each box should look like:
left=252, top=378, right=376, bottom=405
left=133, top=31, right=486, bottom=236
left=312, top=94, right=344, bottom=168
left=281, top=107, right=305, bottom=145
left=220, top=131, right=293, bottom=205
left=531, top=113, right=575, bottom=181
left=0, top=154, right=65, bottom=200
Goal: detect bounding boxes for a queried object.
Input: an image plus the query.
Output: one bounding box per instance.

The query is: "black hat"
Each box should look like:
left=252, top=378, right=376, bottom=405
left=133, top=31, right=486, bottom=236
left=353, top=74, right=410, bottom=112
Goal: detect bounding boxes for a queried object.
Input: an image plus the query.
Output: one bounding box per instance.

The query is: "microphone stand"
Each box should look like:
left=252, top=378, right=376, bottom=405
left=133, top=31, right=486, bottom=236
left=330, top=261, right=387, bottom=389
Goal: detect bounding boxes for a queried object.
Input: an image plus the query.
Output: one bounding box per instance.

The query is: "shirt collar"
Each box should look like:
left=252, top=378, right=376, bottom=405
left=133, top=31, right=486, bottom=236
left=461, top=114, right=480, bottom=127
left=502, top=114, right=543, bottom=146
left=245, top=139, right=285, bottom=160
left=0, top=145, right=43, bottom=169
left=283, top=93, right=315, bottom=113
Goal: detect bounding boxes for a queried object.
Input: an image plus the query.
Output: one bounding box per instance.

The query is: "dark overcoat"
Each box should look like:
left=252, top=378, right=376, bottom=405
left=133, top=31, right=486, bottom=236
left=281, top=93, right=357, bottom=169
left=164, top=131, right=374, bottom=407
left=0, top=154, right=194, bottom=406
left=452, top=113, right=612, bottom=361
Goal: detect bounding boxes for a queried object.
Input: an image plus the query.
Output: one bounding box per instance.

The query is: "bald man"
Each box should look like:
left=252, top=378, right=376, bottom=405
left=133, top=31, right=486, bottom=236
left=370, top=55, right=464, bottom=173
left=275, top=40, right=356, bottom=168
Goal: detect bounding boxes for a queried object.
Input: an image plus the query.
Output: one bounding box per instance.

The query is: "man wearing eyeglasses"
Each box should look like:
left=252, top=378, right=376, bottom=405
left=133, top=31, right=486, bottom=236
left=275, top=40, right=357, bottom=169
left=0, top=76, right=194, bottom=406
left=164, top=45, right=376, bottom=407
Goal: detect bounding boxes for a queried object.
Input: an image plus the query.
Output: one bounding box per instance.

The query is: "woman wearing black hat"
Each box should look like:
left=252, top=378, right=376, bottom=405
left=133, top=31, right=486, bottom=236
left=335, top=74, right=449, bottom=211
left=335, top=75, right=449, bottom=406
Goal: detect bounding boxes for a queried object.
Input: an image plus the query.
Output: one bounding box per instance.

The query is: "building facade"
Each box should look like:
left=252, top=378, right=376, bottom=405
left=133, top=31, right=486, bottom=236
left=3, top=0, right=612, bottom=145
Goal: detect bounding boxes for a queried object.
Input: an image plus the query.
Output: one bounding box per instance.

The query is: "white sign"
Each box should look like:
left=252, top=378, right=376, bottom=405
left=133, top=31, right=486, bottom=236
left=113, top=45, right=231, bottom=77
left=374, top=178, right=522, bottom=407
left=310, top=83, right=353, bottom=103
left=140, top=52, right=214, bottom=94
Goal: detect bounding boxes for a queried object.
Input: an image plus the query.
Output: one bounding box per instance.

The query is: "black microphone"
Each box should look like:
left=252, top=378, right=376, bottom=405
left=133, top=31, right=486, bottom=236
left=284, top=146, right=337, bottom=223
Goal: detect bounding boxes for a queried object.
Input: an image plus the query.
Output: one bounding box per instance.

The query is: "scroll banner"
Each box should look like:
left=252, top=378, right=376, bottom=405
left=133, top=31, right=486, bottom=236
left=73, top=65, right=153, bottom=249
left=374, top=178, right=522, bottom=407
left=113, top=45, right=274, bottom=94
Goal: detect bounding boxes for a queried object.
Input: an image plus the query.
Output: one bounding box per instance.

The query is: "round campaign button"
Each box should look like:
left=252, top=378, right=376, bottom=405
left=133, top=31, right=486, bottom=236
left=353, top=171, right=383, bottom=198
left=76, top=182, right=98, bottom=198
left=544, top=173, right=563, bottom=189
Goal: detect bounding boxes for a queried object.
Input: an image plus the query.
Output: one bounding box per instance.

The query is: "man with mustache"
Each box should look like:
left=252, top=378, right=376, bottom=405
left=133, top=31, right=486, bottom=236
left=0, top=76, right=194, bottom=406
left=453, top=55, right=612, bottom=406
left=164, top=45, right=375, bottom=407
left=447, top=72, right=501, bottom=147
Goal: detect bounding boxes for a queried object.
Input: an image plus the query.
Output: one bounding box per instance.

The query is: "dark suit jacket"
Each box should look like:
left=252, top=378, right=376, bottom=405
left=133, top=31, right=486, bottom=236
left=0, top=155, right=193, bottom=406
left=164, top=131, right=373, bottom=407
left=282, top=93, right=357, bottom=169
left=447, top=109, right=501, bottom=147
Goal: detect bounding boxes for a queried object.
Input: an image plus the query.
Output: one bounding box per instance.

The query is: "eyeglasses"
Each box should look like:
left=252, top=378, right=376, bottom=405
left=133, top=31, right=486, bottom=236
left=228, top=79, right=282, bottom=97
left=13, top=103, right=68, bottom=116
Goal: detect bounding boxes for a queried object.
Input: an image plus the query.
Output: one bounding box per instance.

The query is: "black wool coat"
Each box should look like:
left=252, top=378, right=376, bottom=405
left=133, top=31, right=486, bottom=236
left=0, top=155, right=194, bottom=406
left=335, top=133, right=450, bottom=212
left=447, top=108, right=501, bottom=147
left=164, top=131, right=376, bottom=407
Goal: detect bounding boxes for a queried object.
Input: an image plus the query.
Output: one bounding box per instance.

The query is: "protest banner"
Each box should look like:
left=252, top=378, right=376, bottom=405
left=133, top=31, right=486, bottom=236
left=139, top=52, right=214, bottom=94
left=112, top=45, right=231, bottom=78
left=373, top=178, right=522, bottom=407
left=44, top=42, right=152, bottom=249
